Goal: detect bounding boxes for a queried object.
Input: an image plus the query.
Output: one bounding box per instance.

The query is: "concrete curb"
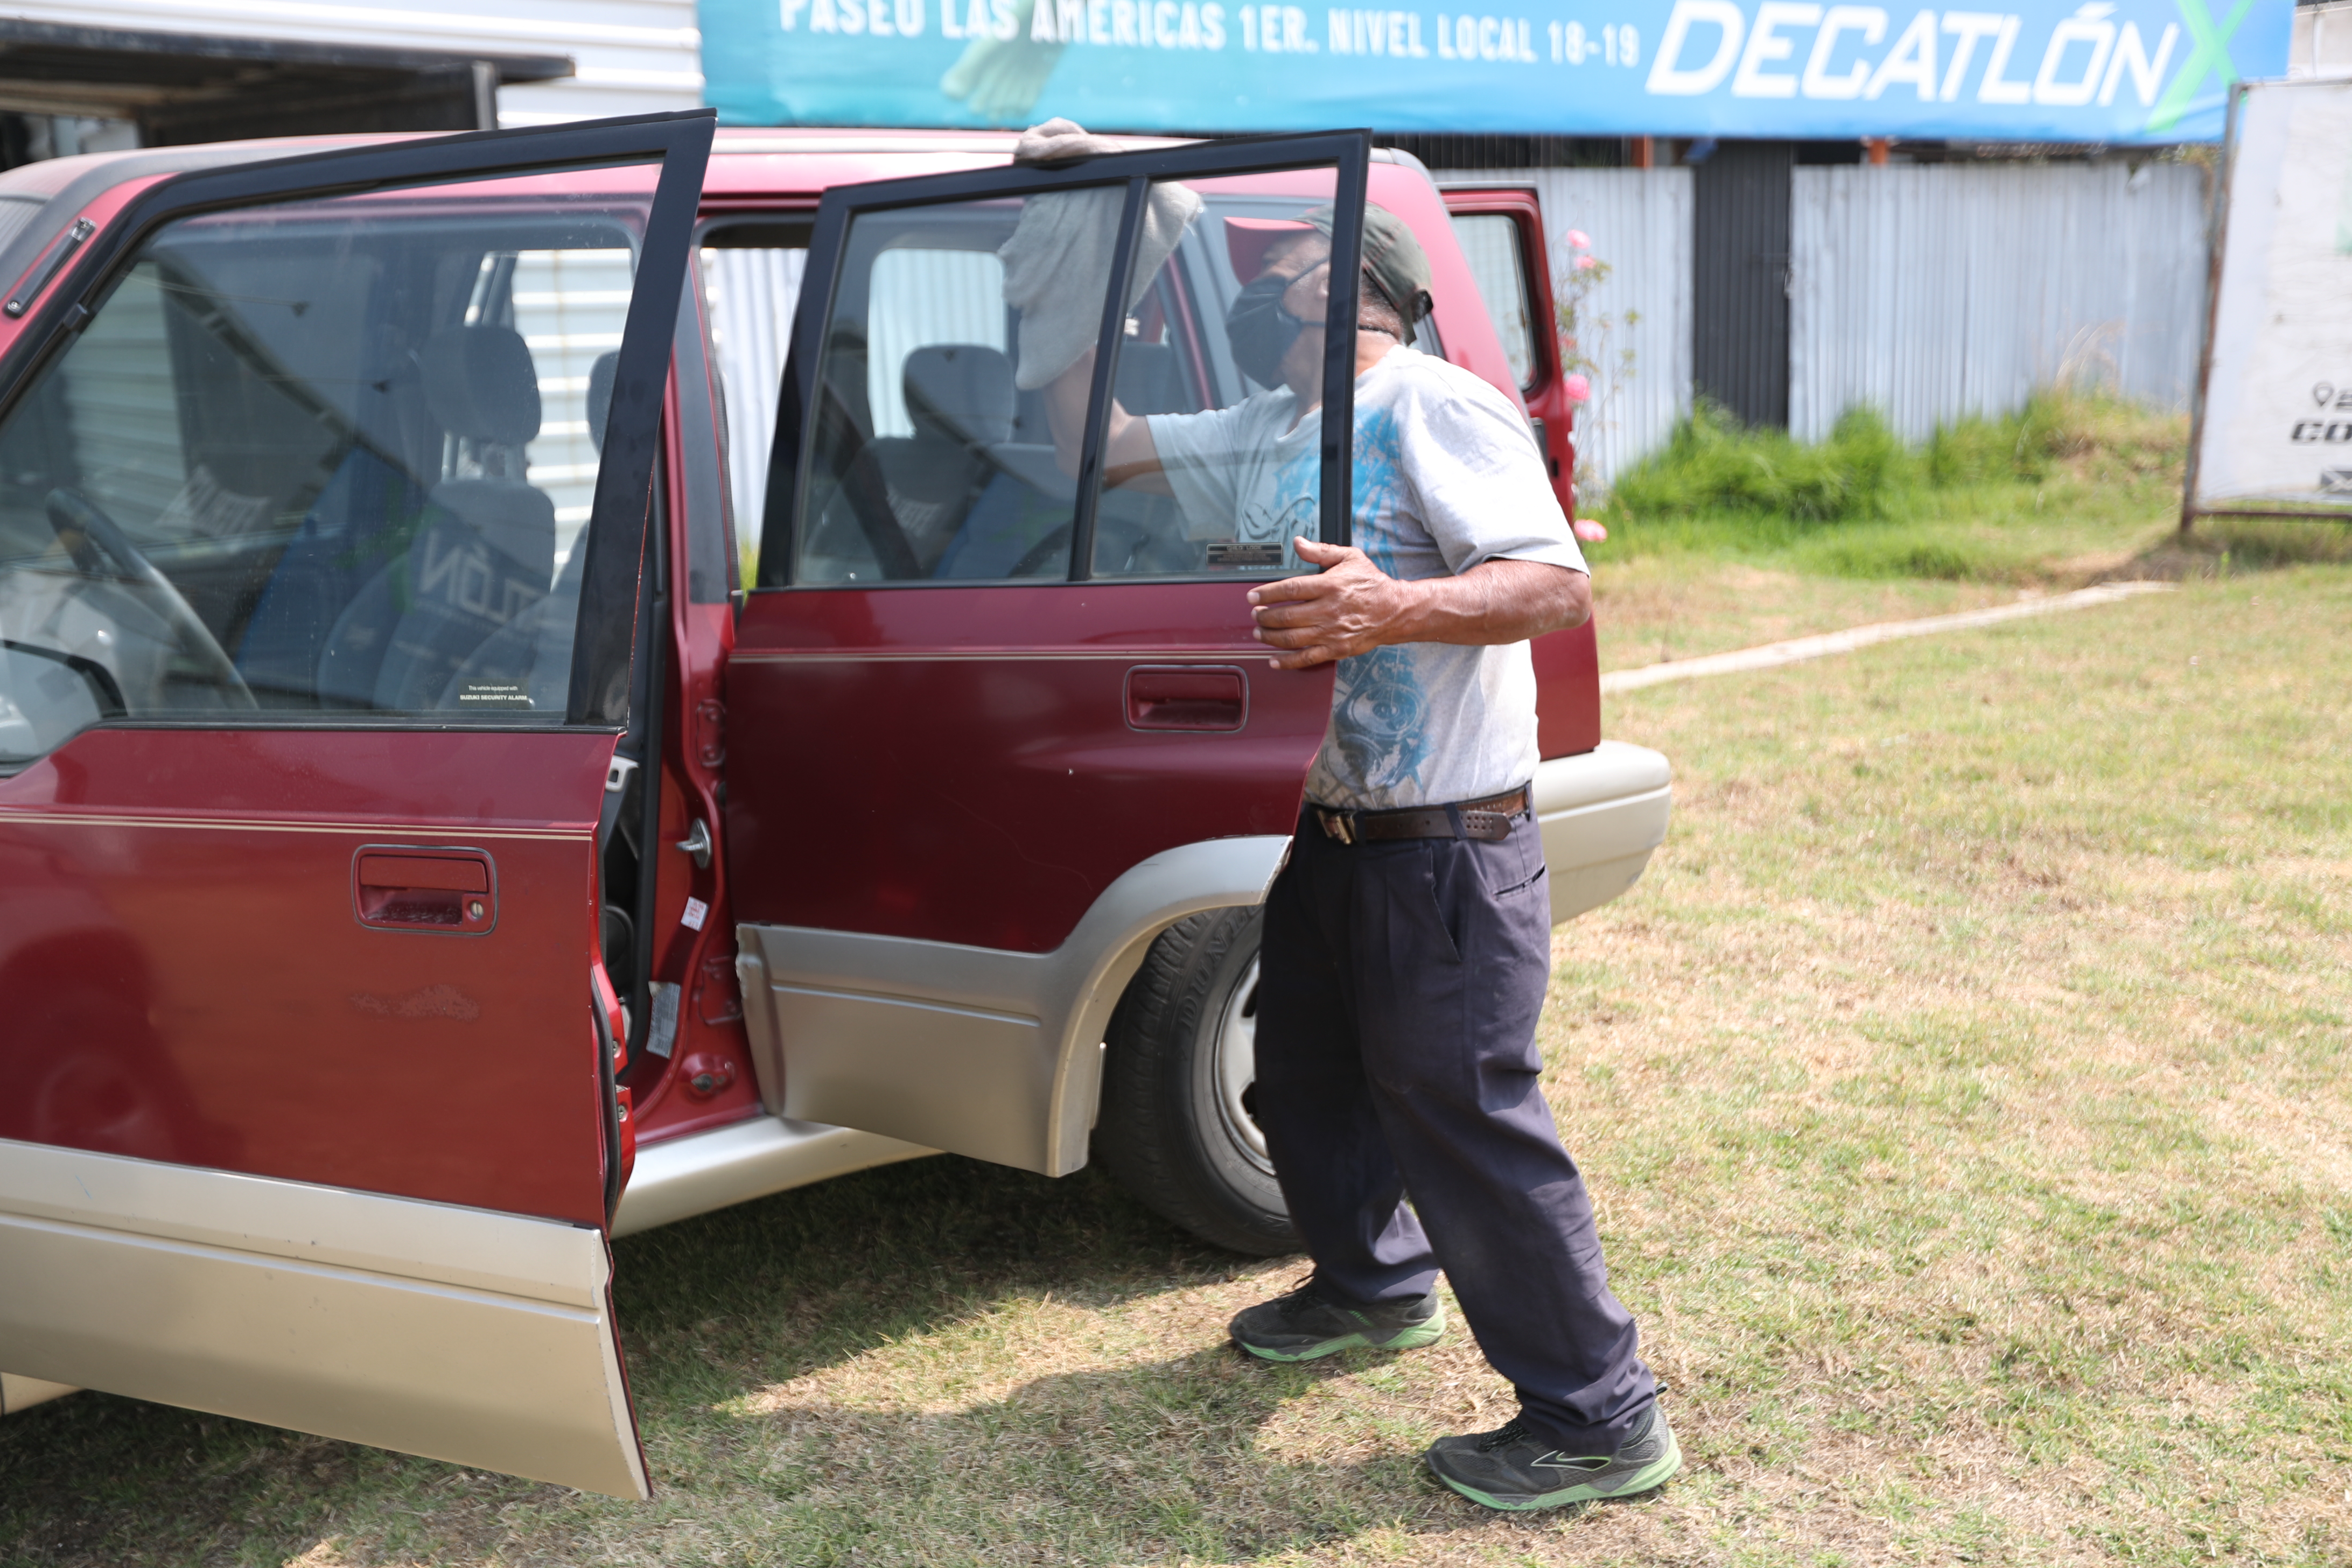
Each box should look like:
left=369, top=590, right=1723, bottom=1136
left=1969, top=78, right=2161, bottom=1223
left=1598, top=582, right=2178, bottom=696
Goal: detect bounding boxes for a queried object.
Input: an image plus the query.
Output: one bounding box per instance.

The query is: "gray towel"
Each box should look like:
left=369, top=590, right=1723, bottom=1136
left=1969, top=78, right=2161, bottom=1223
left=999, top=125, right=1201, bottom=390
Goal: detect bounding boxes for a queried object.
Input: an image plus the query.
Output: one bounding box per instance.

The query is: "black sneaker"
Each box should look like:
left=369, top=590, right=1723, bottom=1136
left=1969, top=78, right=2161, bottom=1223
left=1227, top=1278, right=1447, bottom=1362
left=1425, top=1402, right=1682, bottom=1511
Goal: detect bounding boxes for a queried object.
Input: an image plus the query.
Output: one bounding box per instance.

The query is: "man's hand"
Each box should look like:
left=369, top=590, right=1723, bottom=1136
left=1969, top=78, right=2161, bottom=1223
left=1246, top=537, right=1591, bottom=670
left=1245, top=539, right=1412, bottom=669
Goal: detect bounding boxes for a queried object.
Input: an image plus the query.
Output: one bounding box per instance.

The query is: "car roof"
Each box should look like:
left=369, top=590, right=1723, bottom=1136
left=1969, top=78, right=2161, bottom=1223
left=0, top=127, right=1439, bottom=316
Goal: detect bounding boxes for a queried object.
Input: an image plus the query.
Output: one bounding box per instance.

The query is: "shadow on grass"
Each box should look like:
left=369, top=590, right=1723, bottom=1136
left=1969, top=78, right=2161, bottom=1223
left=2109, top=515, right=2352, bottom=582
left=0, top=1157, right=1572, bottom=1565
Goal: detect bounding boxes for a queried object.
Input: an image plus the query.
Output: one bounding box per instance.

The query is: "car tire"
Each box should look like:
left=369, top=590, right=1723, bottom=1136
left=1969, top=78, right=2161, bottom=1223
left=1093, top=906, right=1299, bottom=1256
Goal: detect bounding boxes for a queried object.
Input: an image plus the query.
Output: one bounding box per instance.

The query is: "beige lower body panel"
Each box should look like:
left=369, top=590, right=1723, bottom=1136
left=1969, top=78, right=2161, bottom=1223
left=0, top=1138, right=647, bottom=1498
left=738, top=835, right=1294, bottom=1178
left=611, top=1113, right=934, bottom=1237
left=1, top=1371, right=76, bottom=1413
left=1533, top=741, right=1674, bottom=926
left=730, top=759, right=1671, bottom=1192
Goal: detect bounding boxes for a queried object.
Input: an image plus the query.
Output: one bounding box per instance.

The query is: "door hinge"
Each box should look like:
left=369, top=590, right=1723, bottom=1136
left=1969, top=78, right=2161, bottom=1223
left=694, top=698, right=725, bottom=768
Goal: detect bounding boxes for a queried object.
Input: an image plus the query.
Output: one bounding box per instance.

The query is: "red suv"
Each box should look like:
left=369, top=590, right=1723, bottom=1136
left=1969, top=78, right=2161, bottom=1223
left=0, top=113, right=1670, bottom=1495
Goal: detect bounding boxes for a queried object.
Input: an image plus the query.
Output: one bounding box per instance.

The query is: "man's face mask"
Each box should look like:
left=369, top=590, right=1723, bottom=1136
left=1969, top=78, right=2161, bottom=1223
left=1225, top=262, right=1322, bottom=388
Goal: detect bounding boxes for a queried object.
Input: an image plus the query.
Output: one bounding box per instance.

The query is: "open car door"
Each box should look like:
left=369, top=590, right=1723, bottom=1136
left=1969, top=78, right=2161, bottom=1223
left=0, top=111, right=713, bottom=1497
left=724, top=135, right=1370, bottom=1179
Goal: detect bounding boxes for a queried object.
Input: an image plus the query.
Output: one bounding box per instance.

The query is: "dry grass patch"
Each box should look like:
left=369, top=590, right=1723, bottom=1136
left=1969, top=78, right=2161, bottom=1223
left=0, top=570, right=2346, bottom=1567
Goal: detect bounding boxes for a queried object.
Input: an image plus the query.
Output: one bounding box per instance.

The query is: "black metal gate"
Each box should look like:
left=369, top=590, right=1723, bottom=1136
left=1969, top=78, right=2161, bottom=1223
left=1692, top=140, right=1794, bottom=429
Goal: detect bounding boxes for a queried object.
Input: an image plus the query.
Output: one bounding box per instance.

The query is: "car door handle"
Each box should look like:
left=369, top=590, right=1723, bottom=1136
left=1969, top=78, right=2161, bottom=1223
left=1125, top=665, right=1247, bottom=732
left=352, top=848, right=496, bottom=933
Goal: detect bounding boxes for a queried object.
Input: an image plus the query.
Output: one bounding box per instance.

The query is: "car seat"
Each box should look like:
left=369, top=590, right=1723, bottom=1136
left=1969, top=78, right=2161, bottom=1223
left=866, top=343, right=1013, bottom=572
left=317, top=325, right=557, bottom=711
left=433, top=350, right=619, bottom=713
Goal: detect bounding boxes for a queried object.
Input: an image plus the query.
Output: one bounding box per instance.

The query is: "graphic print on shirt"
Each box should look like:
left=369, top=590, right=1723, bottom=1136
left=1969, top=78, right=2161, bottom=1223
left=1238, top=444, right=1318, bottom=566
left=1320, top=405, right=1430, bottom=795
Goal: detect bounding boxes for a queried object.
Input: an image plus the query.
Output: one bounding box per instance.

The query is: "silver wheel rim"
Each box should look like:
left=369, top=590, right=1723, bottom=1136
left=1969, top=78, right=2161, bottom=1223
left=1212, top=956, right=1272, bottom=1172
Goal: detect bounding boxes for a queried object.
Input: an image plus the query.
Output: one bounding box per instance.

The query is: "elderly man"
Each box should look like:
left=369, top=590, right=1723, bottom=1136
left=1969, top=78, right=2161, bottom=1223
left=1032, top=141, right=1678, bottom=1510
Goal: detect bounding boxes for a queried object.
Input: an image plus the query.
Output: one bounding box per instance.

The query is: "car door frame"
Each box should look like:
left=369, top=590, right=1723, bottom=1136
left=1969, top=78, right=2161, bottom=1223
left=0, top=109, right=714, bottom=1500
left=727, top=132, right=1370, bottom=1179
left=761, top=129, right=1374, bottom=581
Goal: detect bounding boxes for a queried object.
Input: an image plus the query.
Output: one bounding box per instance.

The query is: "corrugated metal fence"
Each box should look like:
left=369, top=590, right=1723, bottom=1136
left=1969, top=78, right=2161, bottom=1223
left=1451, top=160, right=2207, bottom=491
left=1788, top=163, right=2210, bottom=445
left=1450, top=168, right=1693, bottom=496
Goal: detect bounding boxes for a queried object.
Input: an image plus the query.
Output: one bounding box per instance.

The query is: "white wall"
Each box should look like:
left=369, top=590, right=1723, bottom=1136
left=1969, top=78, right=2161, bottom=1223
left=1449, top=161, right=2207, bottom=484
left=1789, top=163, right=2209, bottom=445
left=1444, top=167, right=1695, bottom=500
left=0, top=0, right=703, bottom=125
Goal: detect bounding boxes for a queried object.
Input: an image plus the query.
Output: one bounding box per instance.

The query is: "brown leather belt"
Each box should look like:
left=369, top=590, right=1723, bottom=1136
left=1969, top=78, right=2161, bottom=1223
left=1313, top=786, right=1530, bottom=845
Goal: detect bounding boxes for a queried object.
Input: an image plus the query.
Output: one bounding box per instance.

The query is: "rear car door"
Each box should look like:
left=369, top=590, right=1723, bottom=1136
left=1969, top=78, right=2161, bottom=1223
left=722, top=135, right=1372, bottom=1178
left=1444, top=187, right=1601, bottom=760
left=0, top=111, right=713, bottom=1497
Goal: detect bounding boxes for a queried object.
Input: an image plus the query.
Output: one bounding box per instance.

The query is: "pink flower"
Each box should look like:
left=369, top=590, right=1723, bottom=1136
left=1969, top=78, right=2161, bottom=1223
left=1566, top=228, right=1592, bottom=249
left=1564, top=372, right=1591, bottom=404
left=1574, top=255, right=1599, bottom=271
left=1573, top=518, right=1609, bottom=542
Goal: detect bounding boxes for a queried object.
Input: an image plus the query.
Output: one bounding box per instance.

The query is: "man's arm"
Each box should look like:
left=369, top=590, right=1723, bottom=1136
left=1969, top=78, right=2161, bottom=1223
left=1244, top=537, right=1590, bottom=671
left=1043, top=347, right=1170, bottom=493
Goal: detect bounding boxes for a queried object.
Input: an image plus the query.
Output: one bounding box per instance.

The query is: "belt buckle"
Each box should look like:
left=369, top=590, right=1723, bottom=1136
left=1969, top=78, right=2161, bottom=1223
left=1317, top=808, right=1355, bottom=845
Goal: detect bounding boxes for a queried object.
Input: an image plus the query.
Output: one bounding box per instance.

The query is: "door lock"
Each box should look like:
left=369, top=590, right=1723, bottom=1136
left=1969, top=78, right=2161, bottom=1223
left=676, top=817, right=712, bottom=869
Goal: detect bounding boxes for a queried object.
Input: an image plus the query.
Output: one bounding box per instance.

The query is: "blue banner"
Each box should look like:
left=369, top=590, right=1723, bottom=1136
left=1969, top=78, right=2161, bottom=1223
left=701, top=0, right=2292, bottom=142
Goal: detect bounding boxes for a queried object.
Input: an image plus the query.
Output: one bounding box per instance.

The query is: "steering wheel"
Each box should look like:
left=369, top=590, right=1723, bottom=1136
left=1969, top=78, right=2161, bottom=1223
left=45, top=488, right=257, bottom=710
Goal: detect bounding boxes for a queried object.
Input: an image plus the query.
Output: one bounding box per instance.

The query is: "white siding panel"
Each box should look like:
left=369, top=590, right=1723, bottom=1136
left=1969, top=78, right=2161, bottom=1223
left=0, top=0, right=703, bottom=125
left=699, top=246, right=808, bottom=544
left=1789, top=164, right=2209, bottom=444
left=1444, top=169, right=1694, bottom=500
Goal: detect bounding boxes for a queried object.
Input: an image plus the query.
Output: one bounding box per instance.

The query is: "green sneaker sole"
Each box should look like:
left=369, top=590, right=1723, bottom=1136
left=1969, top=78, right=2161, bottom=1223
left=1431, top=1427, right=1682, bottom=1511
left=1235, top=1303, right=1447, bottom=1363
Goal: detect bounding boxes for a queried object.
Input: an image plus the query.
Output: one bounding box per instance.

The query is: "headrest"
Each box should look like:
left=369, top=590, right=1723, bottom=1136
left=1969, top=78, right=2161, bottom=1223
left=586, top=351, right=618, bottom=453
left=904, top=344, right=1014, bottom=447
left=421, top=325, right=541, bottom=446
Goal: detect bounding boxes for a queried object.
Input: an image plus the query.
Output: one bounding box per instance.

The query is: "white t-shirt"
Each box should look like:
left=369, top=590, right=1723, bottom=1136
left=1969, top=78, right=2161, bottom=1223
left=1147, top=345, right=1588, bottom=811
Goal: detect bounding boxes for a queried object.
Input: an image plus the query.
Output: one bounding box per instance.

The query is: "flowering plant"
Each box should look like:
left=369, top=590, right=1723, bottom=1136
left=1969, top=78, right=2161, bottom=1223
left=1554, top=227, right=1637, bottom=505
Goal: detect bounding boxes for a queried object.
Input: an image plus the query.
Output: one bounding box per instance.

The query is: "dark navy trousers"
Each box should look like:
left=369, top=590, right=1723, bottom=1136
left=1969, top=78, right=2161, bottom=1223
left=1254, top=805, right=1658, bottom=1451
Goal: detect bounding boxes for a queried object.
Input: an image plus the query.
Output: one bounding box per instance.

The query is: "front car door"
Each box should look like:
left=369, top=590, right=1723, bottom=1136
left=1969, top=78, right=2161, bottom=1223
left=0, top=111, right=713, bottom=1497
left=724, top=135, right=1371, bottom=1177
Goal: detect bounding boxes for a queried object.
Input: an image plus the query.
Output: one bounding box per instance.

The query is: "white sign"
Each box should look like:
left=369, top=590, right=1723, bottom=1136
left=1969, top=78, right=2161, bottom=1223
left=2194, top=77, right=2352, bottom=514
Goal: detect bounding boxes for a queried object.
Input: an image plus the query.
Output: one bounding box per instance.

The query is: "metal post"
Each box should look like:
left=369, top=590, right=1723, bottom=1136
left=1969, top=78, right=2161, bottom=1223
left=2181, top=85, right=2244, bottom=536
left=471, top=60, right=500, bottom=132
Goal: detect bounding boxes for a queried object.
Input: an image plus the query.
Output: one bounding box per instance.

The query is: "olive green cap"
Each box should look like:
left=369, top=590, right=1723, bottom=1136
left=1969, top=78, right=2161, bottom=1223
left=1301, top=200, right=1435, bottom=340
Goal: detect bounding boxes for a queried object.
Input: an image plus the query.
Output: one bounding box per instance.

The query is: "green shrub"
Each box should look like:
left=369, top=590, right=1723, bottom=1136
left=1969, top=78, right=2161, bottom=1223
left=1608, top=402, right=1904, bottom=523
left=1924, top=389, right=2171, bottom=486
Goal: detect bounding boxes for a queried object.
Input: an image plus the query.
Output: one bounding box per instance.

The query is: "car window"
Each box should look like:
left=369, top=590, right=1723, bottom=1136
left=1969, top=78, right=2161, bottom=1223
left=0, top=165, right=659, bottom=762
left=1090, top=168, right=1345, bottom=579
left=1453, top=212, right=1538, bottom=393
left=698, top=220, right=808, bottom=587
left=776, top=161, right=1348, bottom=587
left=789, top=193, right=1092, bottom=585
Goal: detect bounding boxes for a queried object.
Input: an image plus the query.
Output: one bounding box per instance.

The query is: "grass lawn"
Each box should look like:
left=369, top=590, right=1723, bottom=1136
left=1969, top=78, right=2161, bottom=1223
left=4, top=512, right=2348, bottom=1563
left=1580, top=396, right=2352, bottom=673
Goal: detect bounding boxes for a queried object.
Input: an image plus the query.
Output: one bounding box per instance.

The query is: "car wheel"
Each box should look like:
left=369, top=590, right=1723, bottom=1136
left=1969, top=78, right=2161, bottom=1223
left=1093, top=906, right=1299, bottom=1256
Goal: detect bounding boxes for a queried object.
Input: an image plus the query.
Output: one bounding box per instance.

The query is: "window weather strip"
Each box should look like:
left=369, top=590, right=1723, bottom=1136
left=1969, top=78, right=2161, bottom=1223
left=1066, top=176, right=1147, bottom=583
